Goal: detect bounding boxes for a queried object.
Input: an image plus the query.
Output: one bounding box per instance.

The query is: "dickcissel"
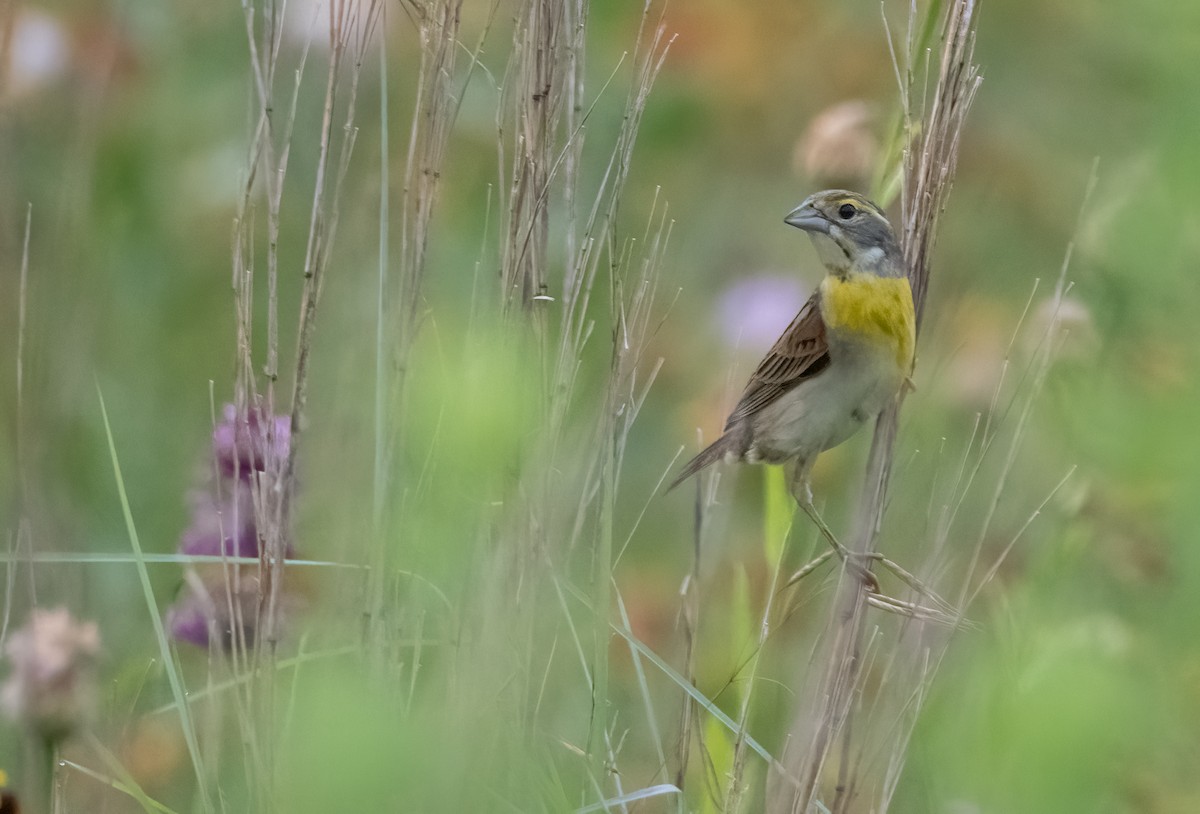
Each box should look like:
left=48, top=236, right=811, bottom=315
left=671, top=190, right=915, bottom=506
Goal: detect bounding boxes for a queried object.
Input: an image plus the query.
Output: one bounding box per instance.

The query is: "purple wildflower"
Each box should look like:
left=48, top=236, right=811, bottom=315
left=212, top=403, right=291, bottom=480
left=178, top=486, right=258, bottom=558
left=167, top=578, right=259, bottom=651
left=166, top=594, right=215, bottom=648
left=717, top=273, right=808, bottom=352
left=169, top=403, right=298, bottom=650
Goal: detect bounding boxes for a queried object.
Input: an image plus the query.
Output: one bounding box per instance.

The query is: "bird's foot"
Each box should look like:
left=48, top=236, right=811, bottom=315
left=793, top=497, right=880, bottom=591
left=787, top=497, right=968, bottom=627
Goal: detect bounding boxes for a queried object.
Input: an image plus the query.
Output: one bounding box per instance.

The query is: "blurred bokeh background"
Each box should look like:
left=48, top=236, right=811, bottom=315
left=2, top=0, right=1199, bottom=811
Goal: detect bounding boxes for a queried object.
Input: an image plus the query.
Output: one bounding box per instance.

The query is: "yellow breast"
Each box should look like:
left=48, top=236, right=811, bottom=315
left=819, top=273, right=916, bottom=370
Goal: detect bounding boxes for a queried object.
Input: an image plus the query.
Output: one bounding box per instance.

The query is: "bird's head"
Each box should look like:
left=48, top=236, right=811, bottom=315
left=784, top=190, right=903, bottom=278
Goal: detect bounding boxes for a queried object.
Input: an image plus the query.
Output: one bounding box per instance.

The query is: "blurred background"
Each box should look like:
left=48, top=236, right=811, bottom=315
left=1, top=0, right=1199, bottom=811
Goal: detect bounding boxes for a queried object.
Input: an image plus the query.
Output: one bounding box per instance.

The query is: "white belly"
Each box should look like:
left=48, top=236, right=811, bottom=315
left=748, top=334, right=901, bottom=465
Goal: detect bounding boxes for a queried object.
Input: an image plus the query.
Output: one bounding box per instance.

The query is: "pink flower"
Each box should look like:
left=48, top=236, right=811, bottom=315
left=1, top=608, right=101, bottom=742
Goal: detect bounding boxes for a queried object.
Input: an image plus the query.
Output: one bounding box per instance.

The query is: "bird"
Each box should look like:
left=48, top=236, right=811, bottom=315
left=670, top=190, right=915, bottom=515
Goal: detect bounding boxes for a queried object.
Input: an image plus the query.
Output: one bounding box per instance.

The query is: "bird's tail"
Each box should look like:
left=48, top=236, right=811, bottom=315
left=667, top=434, right=733, bottom=493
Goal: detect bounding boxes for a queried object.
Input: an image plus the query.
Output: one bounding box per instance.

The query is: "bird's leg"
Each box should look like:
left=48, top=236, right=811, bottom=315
left=783, top=465, right=966, bottom=625
left=787, top=463, right=880, bottom=592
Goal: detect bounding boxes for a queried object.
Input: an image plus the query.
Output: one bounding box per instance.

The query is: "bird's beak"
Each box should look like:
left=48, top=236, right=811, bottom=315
left=784, top=203, right=830, bottom=234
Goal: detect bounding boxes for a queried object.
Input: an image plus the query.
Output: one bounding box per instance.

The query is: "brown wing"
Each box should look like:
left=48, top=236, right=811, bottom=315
left=724, top=289, right=830, bottom=428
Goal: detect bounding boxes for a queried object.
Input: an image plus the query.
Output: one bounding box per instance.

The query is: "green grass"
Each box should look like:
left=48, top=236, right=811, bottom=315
left=2, top=0, right=1199, bottom=811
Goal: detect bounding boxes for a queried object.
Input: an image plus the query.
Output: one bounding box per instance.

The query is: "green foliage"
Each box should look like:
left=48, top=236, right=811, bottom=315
left=2, top=0, right=1199, bottom=810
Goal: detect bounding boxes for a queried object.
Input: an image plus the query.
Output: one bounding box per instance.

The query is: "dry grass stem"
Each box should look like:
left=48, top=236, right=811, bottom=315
left=771, top=1, right=983, bottom=811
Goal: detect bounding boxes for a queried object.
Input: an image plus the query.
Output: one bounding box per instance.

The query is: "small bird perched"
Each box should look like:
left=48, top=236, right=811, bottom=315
left=671, top=190, right=915, bottom=509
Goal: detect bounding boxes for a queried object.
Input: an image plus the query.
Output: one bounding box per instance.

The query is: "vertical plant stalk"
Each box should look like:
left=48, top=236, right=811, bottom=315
left=484, top=0, right=673, bottom=794
left=674, top=475, right=706, bottom=794
left=561, top=0, right=588, bottom=284
left=500, top=0, right=563, bottom=312
left=397, top=0, right=464, bottom=339
left=277, top=0, right=381, bottom=644
left=369, top=6, right=391, bottom=663
left=14, top=204, right=30, bottom=508
left=232, top=0, right=317, bottom=686
left=224, top=1, right=380, bottom=806
left=229, top=5, right=292, bottom=799
left=3, top=205, right=32, bottom=648
left=366, top=0, right=464, bottom=660
left=593, top=200, right=672, bottom=765
left=570, top=13, right=673, bottom=773
left=774, top=2, right=982, bottom=812
left=492, top=1, right=579, bottom=773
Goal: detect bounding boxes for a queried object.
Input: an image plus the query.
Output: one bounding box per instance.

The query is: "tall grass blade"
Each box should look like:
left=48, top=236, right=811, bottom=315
left=96, top=384, right=213, bottom=814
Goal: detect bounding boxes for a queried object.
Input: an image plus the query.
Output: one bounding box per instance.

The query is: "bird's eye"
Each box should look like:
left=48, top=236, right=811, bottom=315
left=838, top=203, right=857, bottom=220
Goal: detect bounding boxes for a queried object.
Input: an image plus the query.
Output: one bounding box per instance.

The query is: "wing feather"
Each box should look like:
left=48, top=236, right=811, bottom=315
left=724, top=290, right=829, bottom=428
